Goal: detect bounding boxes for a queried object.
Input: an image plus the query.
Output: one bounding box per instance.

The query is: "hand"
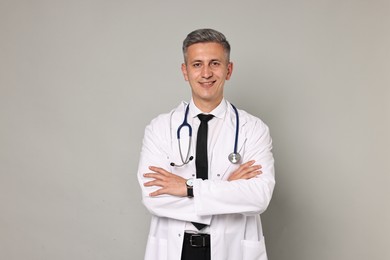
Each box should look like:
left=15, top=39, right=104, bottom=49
left=143, top=166, right=187, bottom=197
left=228, top=160, right=262, bottom=181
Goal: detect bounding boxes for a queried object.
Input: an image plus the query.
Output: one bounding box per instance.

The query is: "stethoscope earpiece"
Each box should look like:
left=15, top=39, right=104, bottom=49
left=170, top=156, right=193, bottom=167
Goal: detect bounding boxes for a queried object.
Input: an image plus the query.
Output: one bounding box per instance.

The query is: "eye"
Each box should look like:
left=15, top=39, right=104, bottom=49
left=192, top=63, right=202, bottom=68
left=210, top=61, right=220, bottom=67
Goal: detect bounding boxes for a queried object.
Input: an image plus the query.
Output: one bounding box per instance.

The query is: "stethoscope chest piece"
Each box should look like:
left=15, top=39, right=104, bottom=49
left=228, top=152, right=241, bottom=164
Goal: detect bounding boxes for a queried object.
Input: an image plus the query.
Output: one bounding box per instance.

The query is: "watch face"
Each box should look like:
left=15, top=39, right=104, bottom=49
left=186, top=179, right=193, bottom=186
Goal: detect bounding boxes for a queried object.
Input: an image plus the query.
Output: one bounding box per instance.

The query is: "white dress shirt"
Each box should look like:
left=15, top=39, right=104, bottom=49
left=184, top=98, right=228, bottom=233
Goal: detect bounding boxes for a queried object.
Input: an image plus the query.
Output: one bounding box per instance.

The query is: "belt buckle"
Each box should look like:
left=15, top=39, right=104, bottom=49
left=190, top=234, right=205, bottom=247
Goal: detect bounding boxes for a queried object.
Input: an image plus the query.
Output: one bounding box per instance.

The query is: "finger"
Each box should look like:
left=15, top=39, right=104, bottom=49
left=233, top=162, right=253, bottom=176
left=238, top=166, right=262, bottom=178
left=248, top=165, right=262, bottom=172
left=251, top=169, right=262, bottom=176
left=246, top=163, right=261, bottom=170
left=143, top=173, right=165, bottom=180
left=242, top=170, right=262, bottom=180
left=237, top=164, right=260, bottom=176
left=228, top=161, right=260, bottom=181
left=241, top=160, right=256, bottom=168
left=144, top=180, right=164, bottom=187
left=238, top=161, right=259, bottom=173
left=149, top=166, right=168, bottom=175
left=149, top=188, right=165, bottom=197
left=144, top=180, right=155, bottom=187
left=240, top=165, right=261, bottom=175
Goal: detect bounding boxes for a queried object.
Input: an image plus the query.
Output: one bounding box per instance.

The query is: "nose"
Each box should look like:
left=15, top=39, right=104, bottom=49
left=201, top=65, right=213, bottom=79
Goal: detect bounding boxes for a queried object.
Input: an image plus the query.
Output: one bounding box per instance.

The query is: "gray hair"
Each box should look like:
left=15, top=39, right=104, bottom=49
left=182, top=28, right=231, bottom=63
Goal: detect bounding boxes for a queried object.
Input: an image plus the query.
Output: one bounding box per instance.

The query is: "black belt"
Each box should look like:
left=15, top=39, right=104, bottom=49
left=183, top=232, right=210, bottom=248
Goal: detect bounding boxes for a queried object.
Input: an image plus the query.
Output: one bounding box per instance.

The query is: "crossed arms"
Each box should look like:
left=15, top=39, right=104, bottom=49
left=137, top=113, right=275, bottom=222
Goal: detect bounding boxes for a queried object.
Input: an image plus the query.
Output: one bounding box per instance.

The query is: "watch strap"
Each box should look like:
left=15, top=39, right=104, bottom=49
left=187, top=185, right=193, bottom=198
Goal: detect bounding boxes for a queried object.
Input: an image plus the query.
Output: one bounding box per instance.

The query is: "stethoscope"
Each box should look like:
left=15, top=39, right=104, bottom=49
left=170, top=103, right=241, bottom=167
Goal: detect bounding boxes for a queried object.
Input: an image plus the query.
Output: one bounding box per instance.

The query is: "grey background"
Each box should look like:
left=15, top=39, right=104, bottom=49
left=1, top=0, right=389, bottom=259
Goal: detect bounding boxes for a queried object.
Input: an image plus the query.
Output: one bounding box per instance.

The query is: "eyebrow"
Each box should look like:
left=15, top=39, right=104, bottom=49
left=190, top=59, right=222, bottom=64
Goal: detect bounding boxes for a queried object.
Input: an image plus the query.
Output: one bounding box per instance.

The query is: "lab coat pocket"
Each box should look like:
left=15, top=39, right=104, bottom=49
left=144, top=236, right=167, bottom=260
left=241, top=236, right=267, bottom=260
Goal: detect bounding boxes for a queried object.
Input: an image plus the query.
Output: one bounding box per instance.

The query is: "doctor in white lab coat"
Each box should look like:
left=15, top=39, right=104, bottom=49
left=137, top=29, right=275, bottom=260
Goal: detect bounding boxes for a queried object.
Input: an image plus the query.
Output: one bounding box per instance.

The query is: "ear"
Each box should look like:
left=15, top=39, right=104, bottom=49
left=226, top=62, right=233, bottom=80
left=181, top=63, right=189, bottom=81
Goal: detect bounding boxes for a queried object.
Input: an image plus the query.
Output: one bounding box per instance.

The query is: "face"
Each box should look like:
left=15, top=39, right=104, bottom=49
left=181, top=42, right=233, bottom=112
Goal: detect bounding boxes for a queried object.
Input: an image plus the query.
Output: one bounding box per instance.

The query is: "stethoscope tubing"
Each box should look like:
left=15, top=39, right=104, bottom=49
left=173, top=102, right=240, bottom=167
left=177, top=105, right=192, bottom=139
left=231, top=104, right=239, bottom=155
left=175, top=105, right=193, bottom=166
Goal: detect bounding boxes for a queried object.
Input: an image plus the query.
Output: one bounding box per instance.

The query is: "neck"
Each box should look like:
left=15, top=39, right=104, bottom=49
left=193, top=98, right=223, bottom=113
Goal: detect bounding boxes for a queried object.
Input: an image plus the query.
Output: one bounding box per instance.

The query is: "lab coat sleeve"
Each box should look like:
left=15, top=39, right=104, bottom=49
left=193, top=115, right=275, bottom=216
left=137, top=114, right=212, bottom=225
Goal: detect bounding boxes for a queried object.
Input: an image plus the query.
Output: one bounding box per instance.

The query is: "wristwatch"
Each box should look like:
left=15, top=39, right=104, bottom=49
left=186, top=179, right=194, bottom=198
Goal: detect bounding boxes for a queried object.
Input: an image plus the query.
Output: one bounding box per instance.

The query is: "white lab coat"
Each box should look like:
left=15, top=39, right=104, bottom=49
left=137, top=100, right=275, bottom=260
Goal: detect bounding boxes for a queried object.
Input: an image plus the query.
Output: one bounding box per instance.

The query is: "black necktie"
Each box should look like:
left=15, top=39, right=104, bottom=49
left=192, top=114, right=214, bottom=230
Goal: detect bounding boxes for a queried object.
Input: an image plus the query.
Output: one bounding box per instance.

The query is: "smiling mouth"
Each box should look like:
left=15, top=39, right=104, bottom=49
left=199, top=81, right=216, bottom=87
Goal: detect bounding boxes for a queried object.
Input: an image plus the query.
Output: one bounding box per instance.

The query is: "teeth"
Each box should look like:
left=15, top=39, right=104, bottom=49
left=201, top=82, right=214, bottom=87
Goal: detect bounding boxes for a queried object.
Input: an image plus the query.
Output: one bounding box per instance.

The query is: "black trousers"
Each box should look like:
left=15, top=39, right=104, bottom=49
left=181, top=233, right=211, bottom=260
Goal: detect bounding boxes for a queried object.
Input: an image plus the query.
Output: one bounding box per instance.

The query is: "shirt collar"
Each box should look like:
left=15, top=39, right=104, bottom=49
left=188, top=98, right=227, bottom=119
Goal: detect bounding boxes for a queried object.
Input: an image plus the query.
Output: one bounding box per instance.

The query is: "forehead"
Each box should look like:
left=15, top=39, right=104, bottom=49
left=186, top=42, right=227, bottom=62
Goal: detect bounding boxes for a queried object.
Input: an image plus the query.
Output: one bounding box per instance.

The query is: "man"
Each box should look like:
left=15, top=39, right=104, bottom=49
left=137, top=29, right=275, bottom=260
